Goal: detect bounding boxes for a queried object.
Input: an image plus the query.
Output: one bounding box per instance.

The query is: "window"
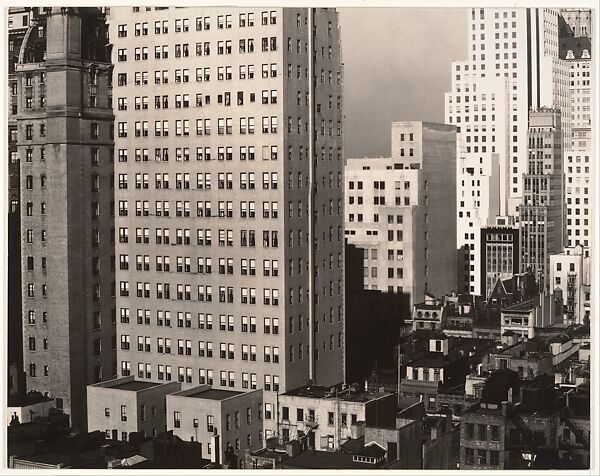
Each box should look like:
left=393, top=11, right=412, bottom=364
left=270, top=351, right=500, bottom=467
left=465, top=423, right=474, bottom=440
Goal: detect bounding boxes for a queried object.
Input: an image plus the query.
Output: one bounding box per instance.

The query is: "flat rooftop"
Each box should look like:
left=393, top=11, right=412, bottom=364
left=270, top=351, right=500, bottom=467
left=186, top=388, right=243, bottom=400
left=110, top=381, right=161, bottom=391
left=283, top=385, right=392, bottom=403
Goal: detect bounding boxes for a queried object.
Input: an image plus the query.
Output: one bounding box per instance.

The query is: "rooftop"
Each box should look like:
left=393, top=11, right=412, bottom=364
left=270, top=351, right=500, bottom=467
left=185, top=388, right=243, bottom=400
left=283, top=385, right=391, bottom=403
left=503, top=297, right=538, bottom=312
left=109, top=381, right=161, bottom=392
left=355, top=442, right=386, bottom=458
left=282, top=448, right=382, bottom=469
left=559, top=36, right=592, bottom=59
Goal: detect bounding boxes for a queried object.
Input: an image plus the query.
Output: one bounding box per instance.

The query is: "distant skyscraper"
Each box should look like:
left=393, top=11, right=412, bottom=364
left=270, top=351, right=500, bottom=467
left=17, top=7, right=116, bottom=430
left=445, top=7, right=570, bottom=295
left=480, top=217, right=520, bottom=299
left=560, top=37, right=592, bottom=248
left=108, top=6, right=345, bottom=438
left=345, top=122, right=457, bottom=306
left=519, top=108, right=564, bottom=289
left=559, top=8, right=592, bottom=39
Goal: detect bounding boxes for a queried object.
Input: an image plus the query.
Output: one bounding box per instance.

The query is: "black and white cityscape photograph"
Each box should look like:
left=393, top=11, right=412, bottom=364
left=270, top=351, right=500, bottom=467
left=2, top=2, right=598, bottom=472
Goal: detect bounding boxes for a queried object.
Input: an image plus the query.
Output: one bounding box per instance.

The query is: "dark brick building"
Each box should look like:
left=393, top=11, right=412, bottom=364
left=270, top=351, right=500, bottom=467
left=16, top=7, right=116, bottom=429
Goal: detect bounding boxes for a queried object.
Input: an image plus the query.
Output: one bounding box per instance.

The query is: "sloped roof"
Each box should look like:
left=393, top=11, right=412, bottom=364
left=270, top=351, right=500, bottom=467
left=559, top=36, right=592, bottom=59
left=355, top=442, right=386, bottom=458
left=340, top=436, right=365, bottom=454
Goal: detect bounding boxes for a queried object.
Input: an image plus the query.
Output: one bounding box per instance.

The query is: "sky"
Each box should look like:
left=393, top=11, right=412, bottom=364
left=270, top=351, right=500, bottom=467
left=339, top=8, right=467, bottom=158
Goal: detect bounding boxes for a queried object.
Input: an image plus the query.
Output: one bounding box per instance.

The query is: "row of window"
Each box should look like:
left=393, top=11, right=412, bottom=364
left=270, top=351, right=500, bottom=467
left=119, top=281, right=282, bottom=305
left=119, top=171, right=279, bottom=190
left=119, top=255, right=279, bottom=276
left=117, top=88, right=302, bottom=111
left=114, top=200, right=341, bottom=220
left=119, top=227, right=279, bottom=248
left=114, top=144, right=341, bottom=164
left=121, top=11, right=283, bottom=37
left=463, top=448, right=500, bottom=467
left=117, top=36, right=279, bottom=62
left=115, top=116, right=341, bottom=137
left=117, top=226, right=342, bottom=248
left=121, top=336, right=283, bottom=362
left=24, top=122, right=105, bottom=141
left=119, top=270, right=342, bottom=299
left=121, top=306, right=341, bottom=331
left=120, top=200, right=280, bottom=220
left=116, top=65, right=342, bottom=86
left=121, top=360, right=281, bottom=391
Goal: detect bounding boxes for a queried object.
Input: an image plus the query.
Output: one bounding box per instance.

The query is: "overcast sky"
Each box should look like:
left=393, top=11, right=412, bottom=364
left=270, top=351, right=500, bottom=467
left=339, top=8, right=467, bottom=158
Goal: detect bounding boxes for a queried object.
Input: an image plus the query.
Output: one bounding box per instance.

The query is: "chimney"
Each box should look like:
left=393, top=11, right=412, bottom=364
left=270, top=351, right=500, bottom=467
left=501, top=401, right=509, bottom=416
left=350, top=421, right=366, bottom=440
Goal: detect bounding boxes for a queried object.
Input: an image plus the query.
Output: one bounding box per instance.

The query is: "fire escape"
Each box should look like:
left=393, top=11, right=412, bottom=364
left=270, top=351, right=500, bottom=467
left=560, top=405, right=589, bottom=469
left=566, top=273, right=576, bottom=323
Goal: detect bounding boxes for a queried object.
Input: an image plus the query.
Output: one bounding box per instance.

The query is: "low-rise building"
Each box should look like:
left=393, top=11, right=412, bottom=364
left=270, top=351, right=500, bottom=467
left=7, top=391, right=54, bottom=426
left=87, top=377, right=181, bottom=442
left=558, top=383, right=590, bottom=469
left=363, top=398, right=424, bottom=468
left=166, top=386, right=263, bottom=467
left=442, top=293, right=479, bottom=338
left=548, top=334, right=580, bottom=365
left=276, top=385, right=397, bottom=452
left=473, top=272, right=538, bottom=338
left=409, top=294, right=446, bottom=331
left=500, top=291, right=563, bottom=339
left=401, top=335, right=495, bottom=412
left=422, top=414, right=456, bottom=469
left=484, top=339, right=554, bottom=380
left=460, top=372, right=564, bottom=470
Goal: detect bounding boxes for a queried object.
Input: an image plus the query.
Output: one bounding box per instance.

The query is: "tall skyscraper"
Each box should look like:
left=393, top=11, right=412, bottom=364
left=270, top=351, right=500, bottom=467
left=7, top=7, right=33, bottom=401
left=561, top=36, right=592, bottom=248
left=108, top=7, right=345, bottom=430
left=17, top=7, right=116, bottom=430
left=519, top=108, right=564, bottom=289
left=345, top=122, right=457, bottom=306
left=445, top=7, right=570, bottom=295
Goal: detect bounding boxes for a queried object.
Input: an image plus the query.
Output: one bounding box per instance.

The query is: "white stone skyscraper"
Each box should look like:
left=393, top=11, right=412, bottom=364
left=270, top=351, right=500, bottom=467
left=108, top=6, right=345, bottom=439
left=344, top=122, right=457, bottom=307
left=561, top=33, right=592, bottom=249
left=445, top=8, right=570, bottom=295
